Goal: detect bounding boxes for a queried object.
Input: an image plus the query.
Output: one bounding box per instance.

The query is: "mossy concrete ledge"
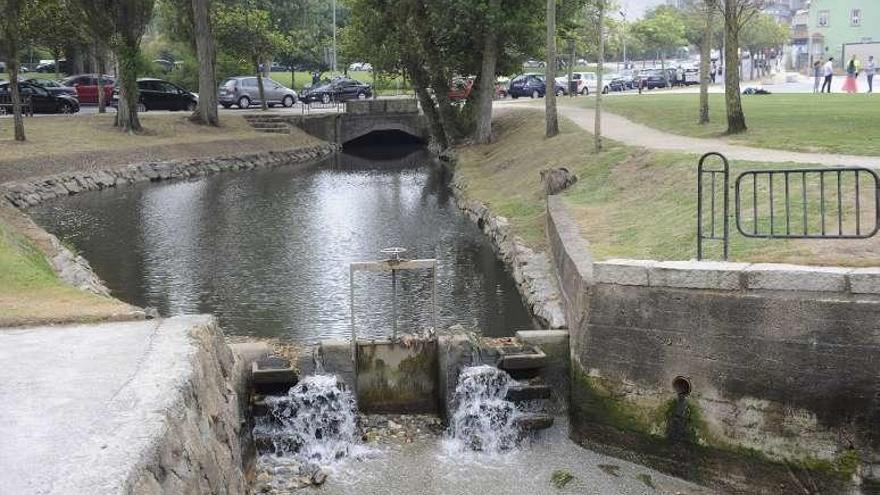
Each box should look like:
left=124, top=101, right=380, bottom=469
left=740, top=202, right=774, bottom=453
left=0, top=315, right=247, bottom=495
left=546, top=194, right=880, bottom=494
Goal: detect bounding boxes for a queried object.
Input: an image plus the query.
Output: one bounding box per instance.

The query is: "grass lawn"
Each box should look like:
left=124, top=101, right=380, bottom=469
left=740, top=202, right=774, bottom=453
left=572, top=93, right=880, bottom=156
left=457, top=109, right=880, bottom=266
left=0, top=207, right=133, bottom=327
left=0, top=112, right=320, bottom=183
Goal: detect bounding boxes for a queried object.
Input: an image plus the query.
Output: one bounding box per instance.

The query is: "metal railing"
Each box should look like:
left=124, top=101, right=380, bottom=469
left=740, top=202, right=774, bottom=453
left=696, top=153, right=880, bottom=261
left=0, top=95, right=34, bottom=117
left=735, top=167, right=879, bottom=239
left=697, top=152, right=730, bottom=260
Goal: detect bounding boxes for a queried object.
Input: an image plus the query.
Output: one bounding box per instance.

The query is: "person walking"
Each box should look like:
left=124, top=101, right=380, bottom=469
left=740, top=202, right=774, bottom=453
left=821, top=57, right=834, bottom=93
left=710, top=61, right=717, bottom=83
left=812, top=60, right=822, bottom=93
left=866, top=56, right=876, bottom=94
left=842, top=55, right=859, bottom=93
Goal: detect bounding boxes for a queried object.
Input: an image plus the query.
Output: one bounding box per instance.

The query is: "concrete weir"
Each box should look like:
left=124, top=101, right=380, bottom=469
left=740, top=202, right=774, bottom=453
left=0, top=316, right=247, bottom=495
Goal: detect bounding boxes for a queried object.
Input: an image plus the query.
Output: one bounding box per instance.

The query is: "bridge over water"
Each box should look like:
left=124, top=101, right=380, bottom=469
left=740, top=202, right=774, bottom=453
left=245, top=98, right=429, bottom=146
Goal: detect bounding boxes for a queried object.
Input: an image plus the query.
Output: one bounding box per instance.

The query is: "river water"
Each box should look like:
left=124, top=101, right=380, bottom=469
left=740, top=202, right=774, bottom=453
left=29, top=146, right=535, bottom=342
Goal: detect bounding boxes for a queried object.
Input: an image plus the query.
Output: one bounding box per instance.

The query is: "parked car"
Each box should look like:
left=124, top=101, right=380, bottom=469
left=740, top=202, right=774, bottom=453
left=111, top=78, right=198, bottom=112
left=607, top=74, right=629, bottom=92
left=508, top=74, right=565, bottom=99
left=300, top=77, right=372, bottom=104
left=25, top=77, right=77, bottom=96
left=523, top=60, right=546, bottom=69
left=35, top=59, right=68, bottom=73
left=218, top=76, right=298, bottom=109
left=62, top=74, right=115, bottom=104
left=555, top=72, right=596, bottom=95
left=637, top=70, right=668, bottom=90
left=449, top=77, right=474, bottom=101
left=617, top=69, right=637, bottom=89
left=0, top=80, right=79, bottom=114
left=348, top=62, right=372, bottom=72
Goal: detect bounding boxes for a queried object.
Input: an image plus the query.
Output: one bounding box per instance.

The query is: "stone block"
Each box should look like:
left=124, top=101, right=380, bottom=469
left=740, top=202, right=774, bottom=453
left=649, top=260, right=748, bottom=290
left=383, top=98, right=418, bottom=114
left=848, top=268, right=880, bottom=295
left=345, top=100, right=371, bottom=114
left=594, top=259, right=655, bottom=286
left=319, top=339, right=356, bottom=393
left=745, top=264, right=849, bottom=292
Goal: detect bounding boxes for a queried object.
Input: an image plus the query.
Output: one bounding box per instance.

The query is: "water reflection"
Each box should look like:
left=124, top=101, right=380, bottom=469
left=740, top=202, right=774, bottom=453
left=30, top=148, right=535, bottom=342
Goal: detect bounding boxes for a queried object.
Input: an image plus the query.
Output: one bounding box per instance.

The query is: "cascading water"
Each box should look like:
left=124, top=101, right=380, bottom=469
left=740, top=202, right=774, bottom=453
left=253, top=374, right=363, bottom=470
left=447, top=365, right=521, bottom=453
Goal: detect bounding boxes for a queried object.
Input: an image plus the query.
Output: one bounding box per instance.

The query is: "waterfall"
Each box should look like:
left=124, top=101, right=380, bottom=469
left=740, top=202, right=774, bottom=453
left=253, top=374, right=361, bottom=469
left=447, top=365, right=520, bottom=453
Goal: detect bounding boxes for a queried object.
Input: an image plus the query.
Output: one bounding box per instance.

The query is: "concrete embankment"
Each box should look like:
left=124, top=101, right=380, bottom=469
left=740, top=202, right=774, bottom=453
left=0, top=315, right=252, bottom=495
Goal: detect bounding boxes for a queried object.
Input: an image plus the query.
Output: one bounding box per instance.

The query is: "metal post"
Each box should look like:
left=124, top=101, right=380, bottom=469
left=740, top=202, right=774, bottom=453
left=391, top=268, right=398, bottom=340
left=619, top=10, right=627, bottom=69
left=332, top=0, right=337, bottom=74
left=350, top=266, right=356, bottom=362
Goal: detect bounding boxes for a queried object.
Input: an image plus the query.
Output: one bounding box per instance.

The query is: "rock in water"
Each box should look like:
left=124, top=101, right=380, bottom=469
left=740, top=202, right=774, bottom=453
left=540, top=167, right=577, bottom=195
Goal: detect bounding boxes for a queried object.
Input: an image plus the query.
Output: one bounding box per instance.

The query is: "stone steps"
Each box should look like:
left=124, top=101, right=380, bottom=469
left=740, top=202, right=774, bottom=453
left=252, top=356, right=297, bottom=395
left=505, top=383, right=551, bottom=402
left=495, top=345, right=548, bottom=372
left=516, top=413, right=554, bottom=431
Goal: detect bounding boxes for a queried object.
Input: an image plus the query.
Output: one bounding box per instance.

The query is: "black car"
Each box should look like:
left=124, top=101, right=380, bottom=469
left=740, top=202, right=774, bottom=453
left=0, top=80, right=79, bottom=114
left=112, top=78, right=198, bottom=111
left=301, top=78, right=372, bottom=103
left=638, top=70, right=668, bottom=90
left=507, top=74, right=565, bottom=99
left=26, top=78, right=77, bottom=97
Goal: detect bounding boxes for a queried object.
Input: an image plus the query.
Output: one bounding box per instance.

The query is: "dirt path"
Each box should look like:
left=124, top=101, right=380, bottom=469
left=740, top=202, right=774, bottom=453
left=531, top=103, right=880, bottom=167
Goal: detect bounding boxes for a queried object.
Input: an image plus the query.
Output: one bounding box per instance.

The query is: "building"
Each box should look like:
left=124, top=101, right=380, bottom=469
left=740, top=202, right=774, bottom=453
left=804, top=1, right=880, bottom=68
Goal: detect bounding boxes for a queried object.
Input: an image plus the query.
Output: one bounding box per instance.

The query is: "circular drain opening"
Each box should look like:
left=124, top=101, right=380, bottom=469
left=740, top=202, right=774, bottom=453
left=672, top=376, right=691, bottom=396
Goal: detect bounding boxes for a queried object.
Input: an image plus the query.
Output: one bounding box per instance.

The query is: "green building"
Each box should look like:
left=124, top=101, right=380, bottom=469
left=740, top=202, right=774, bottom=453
left=805, top=1, right=880, bottom=68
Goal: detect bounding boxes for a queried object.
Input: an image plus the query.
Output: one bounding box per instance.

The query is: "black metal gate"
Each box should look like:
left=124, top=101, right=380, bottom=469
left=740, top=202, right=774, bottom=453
left=696, top=153, right=880, bottom=260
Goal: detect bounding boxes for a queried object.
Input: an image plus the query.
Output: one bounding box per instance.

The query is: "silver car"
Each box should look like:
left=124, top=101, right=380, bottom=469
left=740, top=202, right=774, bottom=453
left=218, top=76, right=298, bottom=109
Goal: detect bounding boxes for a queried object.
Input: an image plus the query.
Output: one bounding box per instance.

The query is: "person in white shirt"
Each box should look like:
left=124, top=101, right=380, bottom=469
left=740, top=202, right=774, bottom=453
left=821, top=57, right=834, bottom=93
left=867, top=56, right=876, bottom=94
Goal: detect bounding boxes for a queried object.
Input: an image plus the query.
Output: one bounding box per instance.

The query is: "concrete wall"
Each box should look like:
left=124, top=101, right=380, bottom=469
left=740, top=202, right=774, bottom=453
left=290, top=111, right=428, bottom=146
left=546, top=195, right=880, bottom=494
left=356, top=340, right=439, bottom=414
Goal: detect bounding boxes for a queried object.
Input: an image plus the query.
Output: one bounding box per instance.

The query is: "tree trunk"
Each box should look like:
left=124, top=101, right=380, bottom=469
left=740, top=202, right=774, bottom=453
left=545, top=0, right=558, bottom=138
left=95, top=45, right=106, bottom=114
left=255, top=60, right=267, bottom=111
left=699, top=0, right=714, bottom=124
left=190, top=0, right=219, bottom=125
left=473, top=0, right=500, bottom=144
left=115, top=42, right=142, bottom=133
left=723, top=2, right=747, bottom=134
left=594, top=0, right=605, bottom=153
left=7, top=61, right=26, bottom=141
left=410, top=66, right=449, bottom=150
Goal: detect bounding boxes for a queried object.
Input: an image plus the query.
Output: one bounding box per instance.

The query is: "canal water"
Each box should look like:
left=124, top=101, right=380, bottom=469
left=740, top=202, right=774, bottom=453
left=30, top=146, right=535, bottom=342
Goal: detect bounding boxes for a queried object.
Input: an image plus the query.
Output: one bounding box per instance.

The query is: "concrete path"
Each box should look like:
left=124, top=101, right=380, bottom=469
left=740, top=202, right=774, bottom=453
left=0, top=316, right=213, bottom=495
left=554, top=104, right=880, bottom=167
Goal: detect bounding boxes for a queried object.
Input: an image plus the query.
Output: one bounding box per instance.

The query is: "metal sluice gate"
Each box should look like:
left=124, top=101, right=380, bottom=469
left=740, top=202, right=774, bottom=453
left=697, top=152, right=880, bottom=260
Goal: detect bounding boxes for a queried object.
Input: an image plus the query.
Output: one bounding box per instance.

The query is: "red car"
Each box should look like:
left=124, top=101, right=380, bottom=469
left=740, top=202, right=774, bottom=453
left=449, top=77, right=474, bottom=102
left=61, top=74, right=115, bottom=104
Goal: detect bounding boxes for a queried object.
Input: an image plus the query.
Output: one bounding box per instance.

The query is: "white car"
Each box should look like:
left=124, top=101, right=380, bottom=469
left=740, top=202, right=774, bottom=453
left=555, top=72, right=598, bottom=95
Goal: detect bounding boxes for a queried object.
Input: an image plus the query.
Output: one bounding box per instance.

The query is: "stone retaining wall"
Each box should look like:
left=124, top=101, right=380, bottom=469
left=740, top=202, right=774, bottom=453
left=546, top=195, right=880, bottom=494
left=1, top=144, right=338, bottom=208
left=452, top=176, right=566, bottom=329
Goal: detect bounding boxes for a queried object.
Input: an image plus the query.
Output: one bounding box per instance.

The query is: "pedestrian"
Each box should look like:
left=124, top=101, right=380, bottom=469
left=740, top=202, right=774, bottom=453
left=677, top=66, right=684, bottom=87
left=813, top=60, right=822, bottom=93
left=842, top=55, right=859, bottom=93
left=710, top=61, right=717, bottom=83
left=866, top=56, right=876, bottom=94
left=821, top=57, right=834, bottom=93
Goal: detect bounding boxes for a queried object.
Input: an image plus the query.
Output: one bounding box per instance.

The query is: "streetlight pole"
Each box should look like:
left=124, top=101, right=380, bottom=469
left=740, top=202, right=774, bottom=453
left=332, top=0, right=337, bottom=74
left=620, top=10, right=627, bottom=69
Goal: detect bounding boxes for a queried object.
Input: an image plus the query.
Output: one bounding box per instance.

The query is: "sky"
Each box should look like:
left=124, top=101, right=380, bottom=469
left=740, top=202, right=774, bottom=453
left=618, top=0, right=667, bottom=19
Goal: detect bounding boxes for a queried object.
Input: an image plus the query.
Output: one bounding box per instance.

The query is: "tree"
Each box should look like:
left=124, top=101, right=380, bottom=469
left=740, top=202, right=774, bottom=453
left=545, top=0, right=559, bottom=138
left=0, top=0, right=26, bottom=141
left=722, top=0, right=764, bottom=134
left=593, top=0, right=606, bottom=152
left=473, top=0, right=500, bottom=144
left=741, top=12, right=789, bottom=80
left=27, top=0, right=85, bottom=80
left=214, top=5, right=289, bottom=111
left=190, top=0, right=218, bottom=125
left=632, top=6, right=686, bottom=85
left=698, top=0, right=717, bottom=124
